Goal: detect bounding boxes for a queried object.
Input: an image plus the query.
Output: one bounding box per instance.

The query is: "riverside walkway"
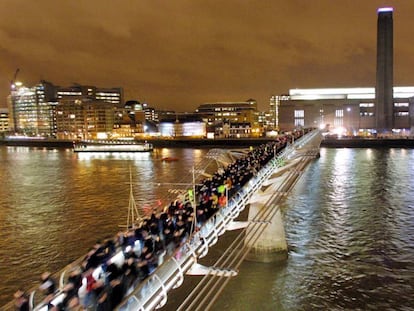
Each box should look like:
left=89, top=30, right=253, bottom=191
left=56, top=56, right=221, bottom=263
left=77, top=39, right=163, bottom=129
left=5, top=129, right=322, bottom=311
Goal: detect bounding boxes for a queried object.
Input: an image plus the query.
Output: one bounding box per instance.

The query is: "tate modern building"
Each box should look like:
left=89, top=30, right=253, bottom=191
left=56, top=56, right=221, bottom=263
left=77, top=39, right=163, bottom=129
left=273, top=87, right=414, bottom=135
left=274, top=7, right=414, bottom=136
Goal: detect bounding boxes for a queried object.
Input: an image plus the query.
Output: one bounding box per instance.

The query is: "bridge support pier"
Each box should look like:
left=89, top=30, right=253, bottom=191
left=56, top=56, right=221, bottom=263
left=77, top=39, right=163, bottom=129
left=244, top=186, right=288, bottom=263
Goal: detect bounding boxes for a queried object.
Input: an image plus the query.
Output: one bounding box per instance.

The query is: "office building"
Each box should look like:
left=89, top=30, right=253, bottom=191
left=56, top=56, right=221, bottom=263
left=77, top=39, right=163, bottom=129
left=57, top=85, right=123, bottom=106
left=55, top=98, right=115, bottom=140
left=8, top=81, right=124, bottom=137
left=8, top=81, right=57, bottom=137
left=195, top=99, right=261, bottom=137
left=0, top=108, right=9, bottom=133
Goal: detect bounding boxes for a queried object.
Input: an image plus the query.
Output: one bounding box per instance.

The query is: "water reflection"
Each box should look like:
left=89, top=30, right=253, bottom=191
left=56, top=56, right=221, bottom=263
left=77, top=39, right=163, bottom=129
left=0, top=147, right=208, bottom=306
left=212, top=148, right=414, bottom=310
left=0, top=147, right=413, bottom=309
left=76, top=151, right=153, bottom=162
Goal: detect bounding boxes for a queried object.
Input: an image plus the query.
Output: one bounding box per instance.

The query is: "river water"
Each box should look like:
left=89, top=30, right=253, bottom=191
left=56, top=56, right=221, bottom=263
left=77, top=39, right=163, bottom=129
left=0, top=146, right=413, bottom=310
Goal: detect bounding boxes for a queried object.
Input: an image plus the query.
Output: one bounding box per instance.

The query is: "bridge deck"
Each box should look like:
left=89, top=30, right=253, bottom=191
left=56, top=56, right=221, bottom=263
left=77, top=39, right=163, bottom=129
left=117, top=130, right=322, bottom=311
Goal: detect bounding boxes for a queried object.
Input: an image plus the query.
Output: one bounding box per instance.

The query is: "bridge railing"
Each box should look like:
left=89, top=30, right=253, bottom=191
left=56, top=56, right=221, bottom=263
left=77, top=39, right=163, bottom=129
left=117, top=130, right=320, bottom=310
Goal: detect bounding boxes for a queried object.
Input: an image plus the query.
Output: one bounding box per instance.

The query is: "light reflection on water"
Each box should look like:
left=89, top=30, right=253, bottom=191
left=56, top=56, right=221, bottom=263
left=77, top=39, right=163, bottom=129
left=210, top=148, right=414, bottom=311
left=0, top=146, right=206, bottom=306
left=0, top=147, right=413, bottom=310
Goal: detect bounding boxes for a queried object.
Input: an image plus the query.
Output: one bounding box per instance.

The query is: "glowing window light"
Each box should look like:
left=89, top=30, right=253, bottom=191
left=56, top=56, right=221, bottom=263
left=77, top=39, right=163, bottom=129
left=359, top=103, right=374, bottom=107
left=182, top=122, right=205, bottom=136
left=294, top=110, right=304, bottom=118
left=335, top=109, right=344, bottom=117
left=394, top=103, right=409, bottom=107
left=395, top=112, right=409, bottom=117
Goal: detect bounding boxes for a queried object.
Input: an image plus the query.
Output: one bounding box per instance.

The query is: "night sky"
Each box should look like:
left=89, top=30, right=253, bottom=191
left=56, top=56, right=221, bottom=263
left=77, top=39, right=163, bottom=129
left=1, top=1, right=413, bottom=111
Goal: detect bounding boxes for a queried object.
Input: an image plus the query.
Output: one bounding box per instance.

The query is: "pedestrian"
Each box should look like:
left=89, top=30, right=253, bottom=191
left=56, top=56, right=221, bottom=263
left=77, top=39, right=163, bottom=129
left=14, top=289, right=29, bottom=311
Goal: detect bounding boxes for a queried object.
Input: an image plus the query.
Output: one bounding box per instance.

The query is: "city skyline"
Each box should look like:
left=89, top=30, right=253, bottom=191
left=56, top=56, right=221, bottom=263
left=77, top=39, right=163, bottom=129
left=1, top=1, right=414, bottom=112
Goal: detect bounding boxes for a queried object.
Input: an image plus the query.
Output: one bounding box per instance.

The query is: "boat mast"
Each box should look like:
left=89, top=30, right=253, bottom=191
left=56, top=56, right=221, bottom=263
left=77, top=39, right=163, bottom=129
left=127, top=167, right=142, bottom=229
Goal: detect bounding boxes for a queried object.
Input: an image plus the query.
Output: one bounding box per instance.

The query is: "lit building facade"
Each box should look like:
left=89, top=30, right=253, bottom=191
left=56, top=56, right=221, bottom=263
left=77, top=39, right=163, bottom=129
left=57, top=85, right=123, bottom=106
left=55, top=99, right=115, bottom=140
left=8, top=81, right=124, bottom=138
left=142, top=103, right=159, bottom=122
left=112, top=100, right=145, bottom=136
left=159, top=120, right=206, bottom=137
left=157, top=113, right=204, bottom=137
left=55, top=84, right=124, bottom=139
left=8, top=81, right=57, bottom=137
left=0, top=108, right=9, bottom=133
left=268, top=96, right=278, bottom=131
left=269, top=95, right=289, bottom=131
left=124, top=101, right=146, bottom=125
left=276, top=87, right=414, bottom=135
left=195, top=99, right=260, bottom=137
left=277, top=7, right=411, bottom=135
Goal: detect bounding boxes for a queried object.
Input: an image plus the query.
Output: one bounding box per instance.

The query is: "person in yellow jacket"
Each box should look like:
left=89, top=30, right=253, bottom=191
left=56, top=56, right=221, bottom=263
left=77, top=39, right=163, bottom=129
left=210, top=192, right=219, bottom=209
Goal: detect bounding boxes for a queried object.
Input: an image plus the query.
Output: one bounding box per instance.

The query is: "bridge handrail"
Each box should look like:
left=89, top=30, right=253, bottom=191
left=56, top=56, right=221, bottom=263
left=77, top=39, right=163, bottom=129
left=117, top=130, right=321, bottom=310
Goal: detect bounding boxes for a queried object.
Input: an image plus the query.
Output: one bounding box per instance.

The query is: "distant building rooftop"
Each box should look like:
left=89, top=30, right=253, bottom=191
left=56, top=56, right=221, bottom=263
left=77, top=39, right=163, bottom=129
left=288, top=87, right=414, bottom=100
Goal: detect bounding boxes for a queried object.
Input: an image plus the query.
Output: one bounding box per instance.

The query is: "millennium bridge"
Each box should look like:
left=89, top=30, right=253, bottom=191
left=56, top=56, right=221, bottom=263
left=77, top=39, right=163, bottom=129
left=5, top=129, right=322, bottom=311
left=116, top=129, right=322, bottom=311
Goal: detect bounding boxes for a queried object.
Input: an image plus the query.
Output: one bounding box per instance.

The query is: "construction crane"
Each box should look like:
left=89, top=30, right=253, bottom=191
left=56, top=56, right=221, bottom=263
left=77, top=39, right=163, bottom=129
left=10, top=68, right=20, bottom=89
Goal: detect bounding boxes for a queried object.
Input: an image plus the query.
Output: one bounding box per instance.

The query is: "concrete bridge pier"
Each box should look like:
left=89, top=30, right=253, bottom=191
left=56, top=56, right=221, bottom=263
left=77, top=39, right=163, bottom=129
left=244, top=183, right=288, bottom=263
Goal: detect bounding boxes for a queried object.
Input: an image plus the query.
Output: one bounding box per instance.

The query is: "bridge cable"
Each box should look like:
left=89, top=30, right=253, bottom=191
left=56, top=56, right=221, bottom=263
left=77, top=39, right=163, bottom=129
left=177, top=156, right=313, bottom=311
left=202, top=157, right=313, bottom=311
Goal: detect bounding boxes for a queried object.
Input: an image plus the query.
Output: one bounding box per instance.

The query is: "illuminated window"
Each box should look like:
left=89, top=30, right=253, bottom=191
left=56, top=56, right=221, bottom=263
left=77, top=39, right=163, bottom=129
left=294, top=119, right=304, bottom=127
left=294, top=110, right=304, bottom=118
left=360, top=103, right=374, bottom=107
left=394, top=102, right=409, bottom=107
left=335, top=109, right=344, bottom=117
left=294, top=110, right=304, bottom=127
left=395, top=111, right=409, bottom=116
left=334, top=109, right=343, bottom=127
left=334, top=118, right=343, bottom=127
left=359, top=102, right=375, bottom=117
left=360, top=112, right=374, bottom=116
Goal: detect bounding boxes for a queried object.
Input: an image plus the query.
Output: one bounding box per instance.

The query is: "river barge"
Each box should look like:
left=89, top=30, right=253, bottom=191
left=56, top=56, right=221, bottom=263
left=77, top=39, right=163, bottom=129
left=73, top=140, right=153, bottom=152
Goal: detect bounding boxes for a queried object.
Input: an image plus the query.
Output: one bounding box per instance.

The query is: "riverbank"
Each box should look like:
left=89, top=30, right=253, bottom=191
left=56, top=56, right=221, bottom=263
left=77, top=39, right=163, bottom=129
left=321, top=137, right=414, bottom=148
left=0, top=138, right=74, bottom=148
left=2, top=137, right=414, bottom=148
left=0, top=137, right=275, bottom=149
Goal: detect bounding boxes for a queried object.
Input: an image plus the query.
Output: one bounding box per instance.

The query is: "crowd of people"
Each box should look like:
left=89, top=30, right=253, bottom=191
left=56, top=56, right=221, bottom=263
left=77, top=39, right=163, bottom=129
left=14, top=130, right=309, bottom=311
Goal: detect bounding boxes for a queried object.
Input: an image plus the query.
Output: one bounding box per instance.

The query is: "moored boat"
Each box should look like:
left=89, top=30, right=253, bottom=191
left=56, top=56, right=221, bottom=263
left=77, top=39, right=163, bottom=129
left=73, top=140, right=153, bottom=152
left=161, top=156, right=179, bottom=162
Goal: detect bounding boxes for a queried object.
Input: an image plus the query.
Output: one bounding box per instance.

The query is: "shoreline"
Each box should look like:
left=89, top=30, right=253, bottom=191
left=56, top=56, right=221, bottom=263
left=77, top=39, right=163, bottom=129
left=1, top=137, right=414, bottom=148
left=321, top=137, right=414, bottom=148
left=0, top=138, right=276, bottom=149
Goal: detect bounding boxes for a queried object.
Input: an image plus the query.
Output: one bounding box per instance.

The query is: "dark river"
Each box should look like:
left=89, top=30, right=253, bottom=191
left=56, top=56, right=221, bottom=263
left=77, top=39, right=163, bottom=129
left=0, top=146, right=413, bottom=310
